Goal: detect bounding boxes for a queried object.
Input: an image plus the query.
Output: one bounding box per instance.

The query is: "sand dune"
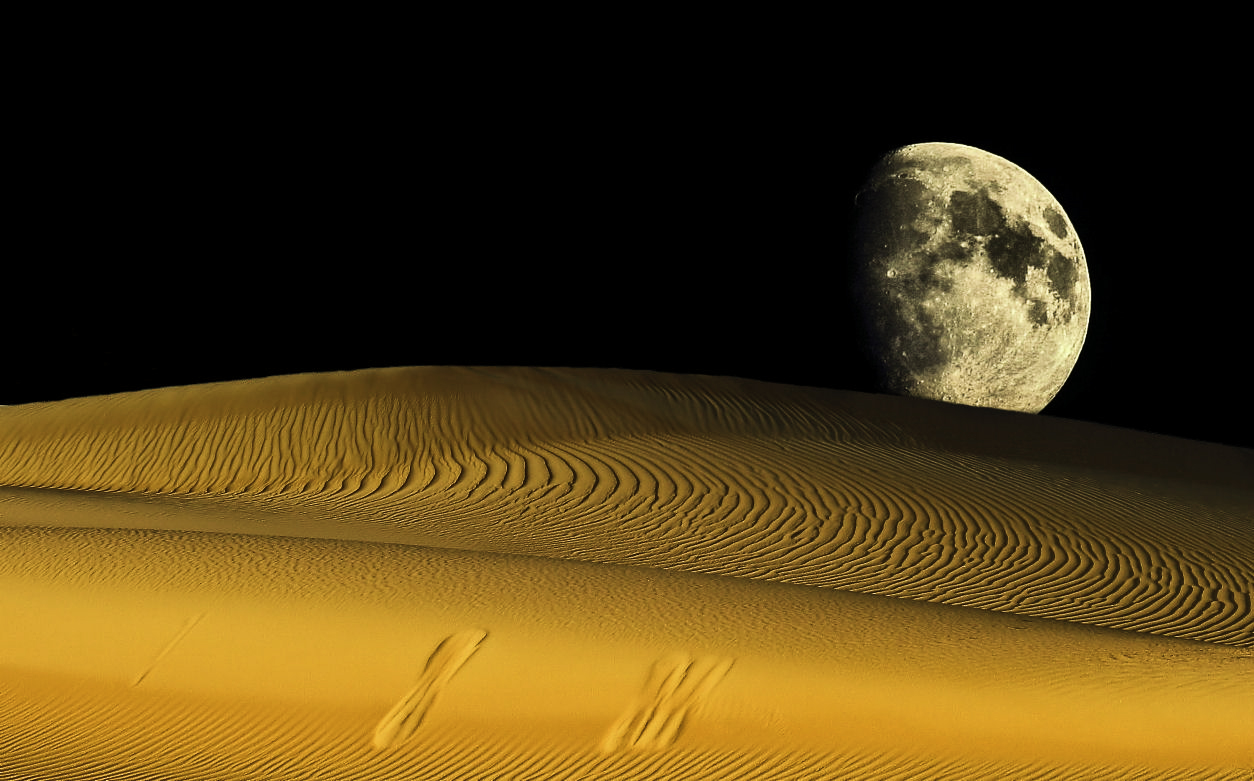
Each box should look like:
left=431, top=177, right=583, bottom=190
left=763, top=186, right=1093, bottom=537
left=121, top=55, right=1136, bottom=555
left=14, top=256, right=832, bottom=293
left=1, top=367, right=1251, bottom=779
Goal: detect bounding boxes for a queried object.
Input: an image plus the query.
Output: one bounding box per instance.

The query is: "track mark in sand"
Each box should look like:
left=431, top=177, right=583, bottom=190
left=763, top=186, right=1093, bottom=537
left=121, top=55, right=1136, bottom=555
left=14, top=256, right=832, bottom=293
left=371, top=628, right=488, bottom=751
left=132, top=612, right=205, bottom=687
left=601, top=652, right=734, bottom=753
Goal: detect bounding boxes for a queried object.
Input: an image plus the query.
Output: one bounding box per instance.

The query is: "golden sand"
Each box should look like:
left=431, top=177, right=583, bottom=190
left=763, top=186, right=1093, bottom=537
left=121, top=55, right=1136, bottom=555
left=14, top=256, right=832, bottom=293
left=1, top=367, right=1251, bottom=779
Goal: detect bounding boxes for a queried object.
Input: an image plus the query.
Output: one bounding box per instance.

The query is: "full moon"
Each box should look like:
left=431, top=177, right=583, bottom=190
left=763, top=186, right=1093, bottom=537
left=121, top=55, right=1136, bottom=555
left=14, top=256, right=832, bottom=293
left=852, top=142, right=1091, bottom=413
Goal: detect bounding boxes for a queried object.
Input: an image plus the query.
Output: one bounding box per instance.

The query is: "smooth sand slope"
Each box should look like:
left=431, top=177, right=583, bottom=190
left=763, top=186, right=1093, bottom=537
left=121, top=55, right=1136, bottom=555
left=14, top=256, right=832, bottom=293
left=1, top=367, right=1251, bottom=779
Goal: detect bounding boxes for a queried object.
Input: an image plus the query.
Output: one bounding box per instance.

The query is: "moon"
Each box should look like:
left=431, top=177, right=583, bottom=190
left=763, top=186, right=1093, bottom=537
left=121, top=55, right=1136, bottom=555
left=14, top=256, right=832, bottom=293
left=852, top=142, right=1091, bottom=413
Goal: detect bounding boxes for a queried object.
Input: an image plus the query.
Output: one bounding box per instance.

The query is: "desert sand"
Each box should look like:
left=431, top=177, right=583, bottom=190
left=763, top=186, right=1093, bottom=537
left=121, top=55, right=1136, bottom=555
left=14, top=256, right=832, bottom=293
left=0, top=366, right=1250, bottom=780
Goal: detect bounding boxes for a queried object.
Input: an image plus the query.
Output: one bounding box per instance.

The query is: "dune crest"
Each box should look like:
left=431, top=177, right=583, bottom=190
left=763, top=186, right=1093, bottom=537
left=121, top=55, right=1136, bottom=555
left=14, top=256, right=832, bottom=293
left=2, top=367, right=1249, bottom=646
left=2, top=367, right=1251, bottom=778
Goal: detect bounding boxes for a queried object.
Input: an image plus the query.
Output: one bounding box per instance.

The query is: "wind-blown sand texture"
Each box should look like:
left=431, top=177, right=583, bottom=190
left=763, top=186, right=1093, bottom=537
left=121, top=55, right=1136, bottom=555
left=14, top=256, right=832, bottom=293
left=1, top=366, right=1251, bottom=780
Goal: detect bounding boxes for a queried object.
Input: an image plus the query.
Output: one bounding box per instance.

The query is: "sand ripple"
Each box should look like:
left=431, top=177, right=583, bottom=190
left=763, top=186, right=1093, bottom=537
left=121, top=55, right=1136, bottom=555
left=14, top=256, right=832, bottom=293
left=2, top=367, right=1252, bottom=777
left=1, top=367, right=1250, bottom=648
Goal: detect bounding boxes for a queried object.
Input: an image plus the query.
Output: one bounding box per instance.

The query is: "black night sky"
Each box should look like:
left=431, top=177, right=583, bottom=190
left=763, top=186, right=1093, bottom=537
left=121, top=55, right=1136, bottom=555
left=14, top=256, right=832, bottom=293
left=9, top=52, right=1251, bottom=451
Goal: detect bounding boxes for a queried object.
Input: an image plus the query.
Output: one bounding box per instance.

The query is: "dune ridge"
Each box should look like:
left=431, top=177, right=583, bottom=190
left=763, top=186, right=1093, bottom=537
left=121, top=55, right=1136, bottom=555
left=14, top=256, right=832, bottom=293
left=2, top=367, right=1249, bottom=646
left=2, top=366, right=1252, bottom=778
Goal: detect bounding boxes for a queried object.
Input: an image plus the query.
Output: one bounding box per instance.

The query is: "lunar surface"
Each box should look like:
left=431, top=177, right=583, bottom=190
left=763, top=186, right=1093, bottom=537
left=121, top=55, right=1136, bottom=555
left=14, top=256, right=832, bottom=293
left=853, top=142, right=1091, bottom=413
left=1, top=367, right=1251, bottom=779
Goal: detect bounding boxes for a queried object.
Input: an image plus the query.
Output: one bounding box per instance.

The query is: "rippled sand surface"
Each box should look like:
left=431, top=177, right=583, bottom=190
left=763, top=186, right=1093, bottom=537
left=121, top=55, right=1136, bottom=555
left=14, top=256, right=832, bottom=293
left=1, top=367, right=1251, bottom=779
